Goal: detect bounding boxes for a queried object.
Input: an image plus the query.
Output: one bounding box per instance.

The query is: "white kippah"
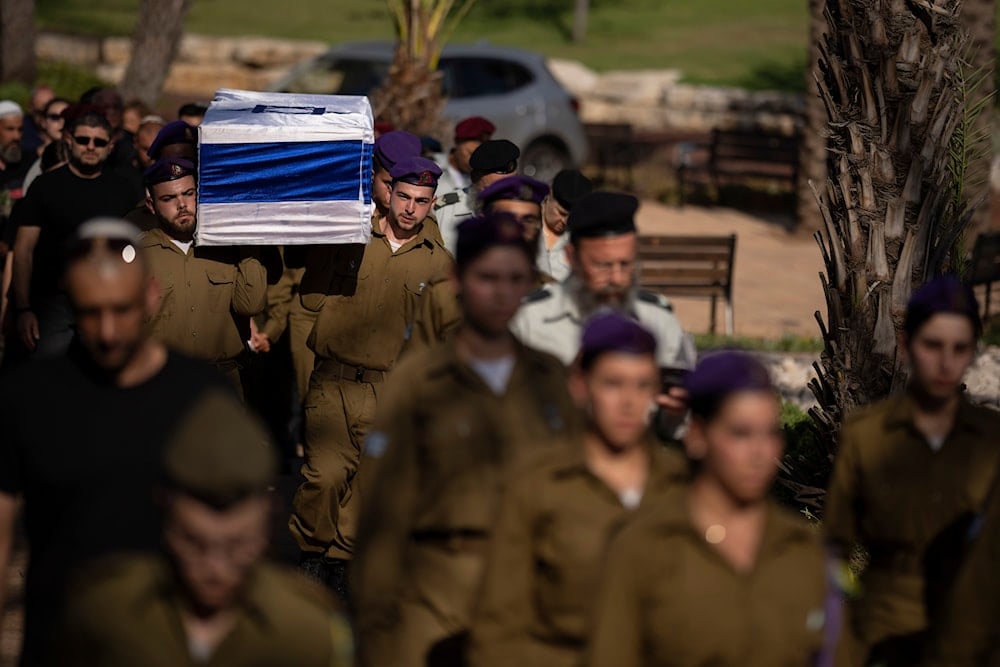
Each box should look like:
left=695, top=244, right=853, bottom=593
left=0, top=100, right=23, bottom=119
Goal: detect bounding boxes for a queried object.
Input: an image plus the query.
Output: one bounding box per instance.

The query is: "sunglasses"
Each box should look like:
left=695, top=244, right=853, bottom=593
left=72, top=135, right=110, bottom=148
left=46, top=113, right=64, bottom=122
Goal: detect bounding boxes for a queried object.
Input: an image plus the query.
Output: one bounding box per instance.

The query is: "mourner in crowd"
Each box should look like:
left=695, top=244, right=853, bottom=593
left=351, top=212, right=577, bottom=666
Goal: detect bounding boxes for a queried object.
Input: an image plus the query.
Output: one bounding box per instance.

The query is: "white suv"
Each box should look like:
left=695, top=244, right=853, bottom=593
left=271, top=41, right=589, bottom=183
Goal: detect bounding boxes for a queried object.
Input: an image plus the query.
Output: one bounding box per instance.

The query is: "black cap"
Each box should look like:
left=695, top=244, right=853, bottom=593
left=162, top=389, right=276, bottom=509
left=144, top=157, right=196, bottom=187
left=551, top=169, right=593, bottom=210
left=470, top=140, right=520, bottom=176
left=568, top=192, right=638, bottom=242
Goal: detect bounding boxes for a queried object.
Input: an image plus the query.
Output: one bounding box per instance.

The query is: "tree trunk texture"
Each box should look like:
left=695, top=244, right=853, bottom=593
left=371, top=46, right=448, bottom=138
left=572, top=0, right=590, bottom=44
left=0, top=0, right=37, bottom=85
left=959, top=0, right=995, bottom=234
left=119, top=0, right=191, bottom=108
left=793, top=0, right=984, bottom=511
left=797, top=0, right=829, bottom=230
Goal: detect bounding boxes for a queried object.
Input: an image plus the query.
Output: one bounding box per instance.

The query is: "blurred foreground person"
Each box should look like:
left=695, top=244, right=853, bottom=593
left=351, top=213, right=577, bottom=667
left=53, top=390, right=353, bottom=667
left=586, top=351, right=827, bottom=667
left=0, top=219, right=232, bottom=666
left=824, top=276, right=1000, bottom=666
left=468, top=313, right=687, bottom=667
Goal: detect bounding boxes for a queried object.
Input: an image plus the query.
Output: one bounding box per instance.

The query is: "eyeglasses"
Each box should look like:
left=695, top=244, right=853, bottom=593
left=72, top=135, right=110, bottom=148
left=46, top=113, right=64, bottom=122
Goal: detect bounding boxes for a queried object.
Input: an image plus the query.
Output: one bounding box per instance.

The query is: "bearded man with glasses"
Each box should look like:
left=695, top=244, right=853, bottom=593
left=6, top=105, right=135, bottom=367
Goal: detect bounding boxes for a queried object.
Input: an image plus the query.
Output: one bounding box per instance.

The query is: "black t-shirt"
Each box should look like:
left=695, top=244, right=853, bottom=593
left=0, top=346, right=232, bottom=663
left=13, top=164, right=136, bottom=300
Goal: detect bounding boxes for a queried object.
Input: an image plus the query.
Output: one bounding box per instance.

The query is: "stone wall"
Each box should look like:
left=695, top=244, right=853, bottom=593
left=37, top=31, right=804, bottom=135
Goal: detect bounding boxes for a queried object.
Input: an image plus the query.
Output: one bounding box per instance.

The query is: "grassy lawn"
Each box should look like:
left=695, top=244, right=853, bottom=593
left=36, top=0, right=814, bottom=88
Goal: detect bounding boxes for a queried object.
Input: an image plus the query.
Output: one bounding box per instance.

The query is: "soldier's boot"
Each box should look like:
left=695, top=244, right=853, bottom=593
left=298, top=552, right=351, bottom=608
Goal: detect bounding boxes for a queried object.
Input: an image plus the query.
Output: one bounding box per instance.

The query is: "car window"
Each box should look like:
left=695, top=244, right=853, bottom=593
left=282, top=57, right=389, bottom=95
left=441, top=57, right=534, bottom=99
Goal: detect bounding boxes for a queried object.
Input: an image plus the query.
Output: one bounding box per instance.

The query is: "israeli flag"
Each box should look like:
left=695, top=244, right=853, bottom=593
left=197, top=89, right=374, bottom=246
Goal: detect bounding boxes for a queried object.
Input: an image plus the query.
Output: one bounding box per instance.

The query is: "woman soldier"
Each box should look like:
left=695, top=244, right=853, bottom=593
left=586, top=351, right=828, bottom=667
left=467, top=312, right=688, bottom=667
left=824, top=276, right=1000, bottom=666
left=350, top=212, right=579, bottom=667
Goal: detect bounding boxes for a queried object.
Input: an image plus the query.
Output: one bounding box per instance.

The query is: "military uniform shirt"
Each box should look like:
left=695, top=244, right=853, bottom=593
left=141, top=228, right=267, bottom=362
left=468, top=443, right=688, bottom=667
left=824, top=391, right=1000, bottom=654
left=53, top=556, right=353, bottom=667
left=351, top=339, right=579, bottom=658
left=536, top=232, right=571, bottom=283
left=510, top=280, right=685, bottom=367
left=303, top=224, right=452, bottom=371
left=433, top=186, right=475, bottom=254
left=586, top=493, right=827, bottom=667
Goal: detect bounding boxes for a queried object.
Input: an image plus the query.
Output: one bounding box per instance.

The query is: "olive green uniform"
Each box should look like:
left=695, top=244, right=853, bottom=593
left=824, top=392, right=1000, bottom=662
left=140, top=227, right=268, bottom=387
left=586, top=492, right=827, bottom=667
left=256, top=258, right=314, bottom=402
left=289, top=224, right=452, bottom=561
left=52, top=555, right=353, bottom=667
left=468, top=442, right=688, bottom=667
left=350, top=339, right=579, bottom=667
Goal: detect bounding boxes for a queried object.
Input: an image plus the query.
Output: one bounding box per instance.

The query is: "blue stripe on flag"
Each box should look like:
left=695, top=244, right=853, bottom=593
left=199, top=141, right=371, bottom=204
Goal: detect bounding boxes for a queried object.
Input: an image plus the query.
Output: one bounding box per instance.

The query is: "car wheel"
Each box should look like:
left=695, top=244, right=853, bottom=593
left=520, top=141, right=571, bottom=183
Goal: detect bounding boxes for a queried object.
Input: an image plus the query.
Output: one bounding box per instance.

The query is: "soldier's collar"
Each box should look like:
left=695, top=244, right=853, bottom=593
left=886, top=389, right=990, bottom=436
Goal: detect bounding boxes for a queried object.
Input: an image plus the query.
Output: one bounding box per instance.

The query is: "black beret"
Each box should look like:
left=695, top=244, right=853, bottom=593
left=144, top=157, right=196, bottom=187
left=551, top=169, right=593, bottom=210
left=470, top=139, right=520, bottom=175
left=568, top=192, right=638, bottom=241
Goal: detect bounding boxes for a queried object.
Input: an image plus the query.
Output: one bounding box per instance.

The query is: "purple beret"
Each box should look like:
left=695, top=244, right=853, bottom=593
left=374, top=130, right=422, bottom=171
left=904, top=276, right=982, bottom=336
left=580, top=312, right=657, bottom=368
left=551, top=169, right=593, bottom=210
left=455, top=116, right=496, bottom=143
left=144, top=157, right=196, bottom=187
left=147, top=120, right=196, bottom=160
left=684, top=351, right=773, bottom=404
left=470, top=140, right=520, bottom=175
left=478, top=175, right=549, bottom=207
left=389, top=156, right=442, bottom=188
left=568, top=192, right=638, bottom=241
left=455, top=212, right=534, bottom=268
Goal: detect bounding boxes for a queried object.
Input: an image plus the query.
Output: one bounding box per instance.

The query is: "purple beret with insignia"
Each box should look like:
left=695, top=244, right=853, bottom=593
left=579, top=312, right=657, bottom=369
left=904, top=276, right=982, bottom=337
left=144, top=157, right=196, bottom=187
left=147, top=120, right=196, bottom=160
left=374, top=130, right=422, bottom=171
left=389, top=156, right=442, bottom=188
left=478, top=175, right=549, bottom=207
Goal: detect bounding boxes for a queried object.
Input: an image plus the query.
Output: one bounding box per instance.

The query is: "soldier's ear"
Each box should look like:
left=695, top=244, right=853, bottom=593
left=568, top=362, right=588, bottom=407
left=144, top=188, right=154, bottom=215
left=683, top=418, right=708, bottom=461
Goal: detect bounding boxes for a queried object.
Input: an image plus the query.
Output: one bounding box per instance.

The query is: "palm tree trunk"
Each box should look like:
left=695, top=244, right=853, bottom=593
left=959, top=0, right=995, bottom=235
left=0, top=0, right=36, bottom=85
left=797, top=0, right=829, bottom=230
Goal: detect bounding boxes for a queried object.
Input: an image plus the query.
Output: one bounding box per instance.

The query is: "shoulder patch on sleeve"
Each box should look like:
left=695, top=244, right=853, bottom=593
left=434, top=192, right=461, bottom=209
left=638, top=290, right=673, bottom=311
left=524, top=286, right=554, bottom=304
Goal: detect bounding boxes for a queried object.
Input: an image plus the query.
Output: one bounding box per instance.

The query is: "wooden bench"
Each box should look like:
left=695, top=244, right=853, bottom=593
left=677, top=128, right=800, bottom=205
left=638, top=234, right=737, bottom=335
left=584, top=122, right=636, bottom=187
left=969, top=231, right=1000, bottom=319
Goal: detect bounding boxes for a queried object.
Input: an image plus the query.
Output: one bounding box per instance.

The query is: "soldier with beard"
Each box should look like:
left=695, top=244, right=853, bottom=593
left=139, top=157, right=267, bottom=394
left=511, top=192, right=689, bottom=416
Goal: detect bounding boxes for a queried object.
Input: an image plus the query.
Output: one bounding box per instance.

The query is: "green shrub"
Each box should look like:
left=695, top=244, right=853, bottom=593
left=774, top=401, right=831, bottom=517
left=0, top=61, right=108, bottom=108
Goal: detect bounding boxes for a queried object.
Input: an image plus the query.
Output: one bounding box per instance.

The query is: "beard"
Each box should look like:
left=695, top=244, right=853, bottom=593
left=160, top=212, right=196, bottom=241
left=1, top=142, right=22, bottom=165
left=566, top=273, right=638, bottom=319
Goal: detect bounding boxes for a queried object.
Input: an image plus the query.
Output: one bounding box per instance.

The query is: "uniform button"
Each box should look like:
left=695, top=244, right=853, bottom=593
left=190, top=306, right=195, bottom=311
left=384, top=278, right=390, bottom=284
left=192, top=331, right=198, bottom=337
left=187, top=281, right=192, bottom=286
left=376, top=305, right=383, bottom=311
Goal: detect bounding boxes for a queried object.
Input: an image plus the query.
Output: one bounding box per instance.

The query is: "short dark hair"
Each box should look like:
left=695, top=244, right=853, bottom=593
left=67, top=112, right=112, bottom=137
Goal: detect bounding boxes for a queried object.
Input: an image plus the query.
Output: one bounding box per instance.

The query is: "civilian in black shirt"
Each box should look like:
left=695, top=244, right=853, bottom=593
left=0, top=219, right=232, bottom=666
left=9, top=107, right=135, bottom=364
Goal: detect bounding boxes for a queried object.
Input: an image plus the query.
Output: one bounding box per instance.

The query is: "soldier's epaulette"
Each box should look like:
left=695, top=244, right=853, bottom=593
left=638, top=290, right=673, bottom=311
left=524, top=286, right=553, bottom=303
left=434, top=192, right=461, bottom=210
